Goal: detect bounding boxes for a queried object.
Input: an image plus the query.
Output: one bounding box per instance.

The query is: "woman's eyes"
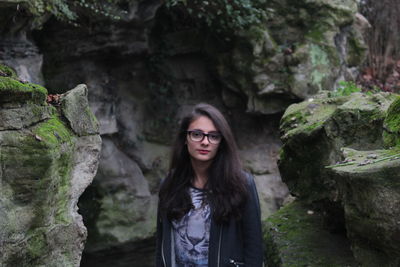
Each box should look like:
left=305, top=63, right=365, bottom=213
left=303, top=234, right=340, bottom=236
left=192, top=132, right=203, bottom=137
left=209, top=133, right=221, bottom=140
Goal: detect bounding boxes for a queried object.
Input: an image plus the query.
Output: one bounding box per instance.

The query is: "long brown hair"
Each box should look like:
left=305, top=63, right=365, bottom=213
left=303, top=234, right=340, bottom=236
left=158, top=103, right=248, bottom=224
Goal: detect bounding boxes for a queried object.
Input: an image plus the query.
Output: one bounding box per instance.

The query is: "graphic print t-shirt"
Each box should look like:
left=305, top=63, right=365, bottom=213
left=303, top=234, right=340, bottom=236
left=172, top=187, right=211, bottom=267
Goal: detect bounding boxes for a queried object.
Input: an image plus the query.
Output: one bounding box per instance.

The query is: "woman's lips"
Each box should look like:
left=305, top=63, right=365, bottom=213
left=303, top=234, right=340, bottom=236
left=198, top=149, right=210, bottom=154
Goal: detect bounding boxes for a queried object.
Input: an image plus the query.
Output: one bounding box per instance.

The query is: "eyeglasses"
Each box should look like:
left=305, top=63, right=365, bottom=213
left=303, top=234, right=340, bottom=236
left=187, top=130, right=222, bottom=144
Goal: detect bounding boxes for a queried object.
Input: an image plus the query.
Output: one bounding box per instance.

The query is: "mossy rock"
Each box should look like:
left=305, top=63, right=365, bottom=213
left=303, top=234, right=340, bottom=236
left=263, top=201, right=357, bottom=267
left=60, top=84, right=99, bottom=136
left=383, top=95, right=400, bottom=148
left=279, top=92, right=397, bottom=202
left=0, top=77, right=101, bottom=266
left=328, top=147, right=400, bottom=266
left=0, top=75, right=47, bottom=104
left=0, top=64, right=17, bottom=78
left=0, top=115, right=77, bottom=265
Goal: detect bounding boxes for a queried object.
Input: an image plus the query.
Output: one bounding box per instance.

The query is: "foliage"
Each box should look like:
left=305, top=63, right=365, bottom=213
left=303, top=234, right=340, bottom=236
left=165, top=0, right=267, bottom=36
left=329, top=81, right=361, bottom=97
left=26, top=0, right=129, bottom=24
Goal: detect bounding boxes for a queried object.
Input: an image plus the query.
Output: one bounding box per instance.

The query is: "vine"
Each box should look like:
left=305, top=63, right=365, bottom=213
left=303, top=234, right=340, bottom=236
left=165, top=0, right=268, bottom=37
left=26, top=0, right=129, bottom=25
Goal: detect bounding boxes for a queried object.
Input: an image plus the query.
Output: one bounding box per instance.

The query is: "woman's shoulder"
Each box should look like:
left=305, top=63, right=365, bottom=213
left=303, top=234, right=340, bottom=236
left=241, top=170, right=255, bottom=184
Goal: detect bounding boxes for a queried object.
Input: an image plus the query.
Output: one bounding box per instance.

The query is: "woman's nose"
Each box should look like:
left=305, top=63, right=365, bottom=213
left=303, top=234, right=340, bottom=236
left=201, top=136, right=210, bottom=145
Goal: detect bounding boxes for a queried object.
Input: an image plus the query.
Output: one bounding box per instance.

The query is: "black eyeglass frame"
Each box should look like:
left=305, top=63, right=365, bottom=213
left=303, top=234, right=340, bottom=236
left=186, top=130, right=222, bottom=144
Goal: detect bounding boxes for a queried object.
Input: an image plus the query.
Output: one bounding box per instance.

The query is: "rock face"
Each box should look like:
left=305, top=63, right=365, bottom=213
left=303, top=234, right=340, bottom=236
left=0, top=65, right=101, bottom=266
left=331, top=147, right=400, bottom=266
left=279, top=91, right=396, bottom=202
left=270, top=91, right=400, bottom=266
left=216, top=0, right=367, bottom=114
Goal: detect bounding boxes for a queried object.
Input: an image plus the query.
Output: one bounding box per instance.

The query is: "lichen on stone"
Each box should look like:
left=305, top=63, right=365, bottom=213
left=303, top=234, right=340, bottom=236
left=383, top=96, right=400, bottom=148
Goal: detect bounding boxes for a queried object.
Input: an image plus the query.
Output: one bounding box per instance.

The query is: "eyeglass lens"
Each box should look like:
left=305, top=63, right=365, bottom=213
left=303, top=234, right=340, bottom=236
left=188, top=130, right=222, bottom=144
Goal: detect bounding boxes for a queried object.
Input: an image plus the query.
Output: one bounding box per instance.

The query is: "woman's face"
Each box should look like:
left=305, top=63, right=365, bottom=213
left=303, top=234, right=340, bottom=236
left=186, top=115, right=221, bottom=164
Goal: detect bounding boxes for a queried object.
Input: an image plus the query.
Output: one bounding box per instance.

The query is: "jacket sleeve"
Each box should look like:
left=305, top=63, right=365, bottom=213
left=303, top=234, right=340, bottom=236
left=242, top=173, right=264, bottom=267
left=155, top=203, right=163, bottom=267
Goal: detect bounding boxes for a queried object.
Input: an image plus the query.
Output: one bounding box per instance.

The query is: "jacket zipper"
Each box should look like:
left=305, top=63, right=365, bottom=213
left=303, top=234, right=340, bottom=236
left=217, top=229, right=222, bottom=267
left=161, top=236, right=166, bottom=266
left=229, top=259, right=244, bottom=266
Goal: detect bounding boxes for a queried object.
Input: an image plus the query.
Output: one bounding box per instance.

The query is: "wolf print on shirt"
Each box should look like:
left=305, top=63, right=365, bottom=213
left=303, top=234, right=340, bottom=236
left=172, top=187, right=211, bottom=267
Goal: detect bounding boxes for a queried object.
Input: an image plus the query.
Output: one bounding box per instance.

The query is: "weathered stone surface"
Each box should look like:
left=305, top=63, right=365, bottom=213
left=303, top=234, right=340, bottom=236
left=254, top=174, right=289, bottom=220
left=0, top=73, right=47, bottom=104
left=215, top=0, right=367, bottom=114
left=0, top=102, right=54, bottom=130
left=263, top=201, right=357, bottom=267
left=0, top=65, right=53, bottom=130
left=279, top=91, right=397, bottom=202
left=61, top=84, right=100, bottom=136
left=279, top=91, right=400, bottom=266
left=328, top=148, right=400, bottom=266
left=0, top=67, right=101, bottom=266
left=383, top=96, right=400, bottom=148
left=79, top=137, right=157, bottom=253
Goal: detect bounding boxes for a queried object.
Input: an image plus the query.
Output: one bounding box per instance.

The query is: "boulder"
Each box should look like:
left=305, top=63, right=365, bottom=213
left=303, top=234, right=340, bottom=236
left=0, top=64, right=101, bottom=267
left=61, top=84, right=100, bottom=136
left=328, top=148, right=400, bottom=266
left=279, top=91, right=397, bottom=202
left=278, top=91, right=400, bottom=266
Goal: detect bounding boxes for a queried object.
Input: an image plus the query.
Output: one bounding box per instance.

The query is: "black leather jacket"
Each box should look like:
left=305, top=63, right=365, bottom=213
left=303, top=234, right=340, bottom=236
left=155, top=173, right=264, bottom=267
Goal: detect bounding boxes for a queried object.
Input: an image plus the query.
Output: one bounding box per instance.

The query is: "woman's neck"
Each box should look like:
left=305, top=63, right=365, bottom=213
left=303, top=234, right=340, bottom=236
left=191, top=159, right=211, bottom=189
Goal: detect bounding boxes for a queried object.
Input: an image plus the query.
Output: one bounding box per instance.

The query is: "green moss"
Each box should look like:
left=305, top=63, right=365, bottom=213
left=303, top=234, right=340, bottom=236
left=53, top=148, right=74, bottom=224
left=0, top=64, right=17, bottom=78
left=5, top=116, right=76, bottom=226
left=0, top=76, right=47, bottom=104
left=280, top=100, right=337, bottom=140
left=383, top=96, right=400, bottom=148
left=305, top=23, right=330, bottom=44
left=263, top=201, right=357, bottom=267
left=26, top=228, right=47, bottom=259
left=32, top=117, right=76, bottom=224
left=33, top=117, right=74, bottom=148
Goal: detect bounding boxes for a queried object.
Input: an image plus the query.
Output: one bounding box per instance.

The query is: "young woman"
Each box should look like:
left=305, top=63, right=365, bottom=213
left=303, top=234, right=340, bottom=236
left=156, top=103, right=263, bottom=267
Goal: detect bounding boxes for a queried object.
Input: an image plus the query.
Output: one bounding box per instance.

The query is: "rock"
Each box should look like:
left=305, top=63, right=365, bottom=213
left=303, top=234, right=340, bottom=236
left=0, top=68, right=47, bottom=104
left=383, top=96, right=400, bottom=148
left=263, top=201, right=357, bottom=266
left=214, top=0, right=366, bottom=115
left=254, top=174, right=289, bottom=220
left=0, top=66, right=101, bottom=266
left=279, top=90, right=400, bottom=266
left=79, top=137, right=157, bottom=254
left=61, top=84, right=100, bottom=136
left=240, top=144, right=280, bottom=175
left=328, top=148, right=400, bottom=266
left=279, top=91, right=397, bottom=202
